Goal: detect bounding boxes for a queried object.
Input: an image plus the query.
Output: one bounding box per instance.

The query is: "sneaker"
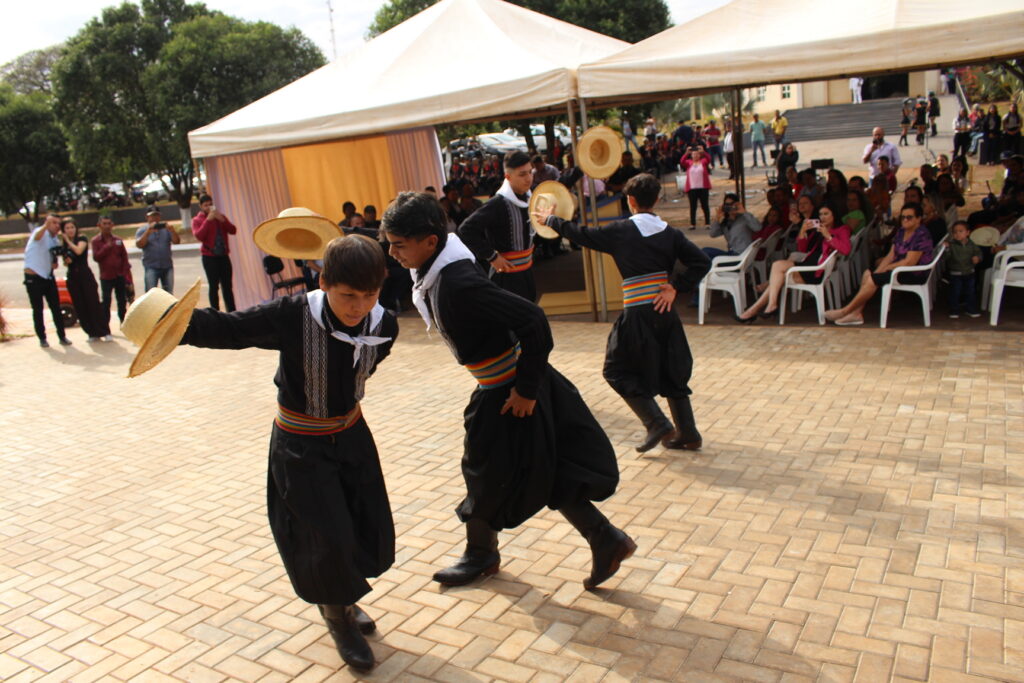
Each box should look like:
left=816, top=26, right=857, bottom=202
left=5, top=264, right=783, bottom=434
left=39, top=339, right=50, bottom=348
left=59, top=337, right=72, bottom=346
left=101, top=334, right=114, bottom=342
left=967, top=312, right=981, bottom=318
left=948, top=313, right=959, bottom=319
left=87, top=336, right=101, bottom=342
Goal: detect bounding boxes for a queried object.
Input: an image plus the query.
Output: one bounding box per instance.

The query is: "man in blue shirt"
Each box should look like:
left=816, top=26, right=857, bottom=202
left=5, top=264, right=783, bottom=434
left=135, top=206, right=180, bottom=293
left=23, top=213, right=70, bottom=348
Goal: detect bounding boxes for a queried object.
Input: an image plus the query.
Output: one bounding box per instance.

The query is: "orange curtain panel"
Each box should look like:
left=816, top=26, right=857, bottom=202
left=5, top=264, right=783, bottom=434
left=386, top=127, right=446, bottom=196
left=205, top=149, right=294, bottom=309
left=282, top=136, right=397, bottom=224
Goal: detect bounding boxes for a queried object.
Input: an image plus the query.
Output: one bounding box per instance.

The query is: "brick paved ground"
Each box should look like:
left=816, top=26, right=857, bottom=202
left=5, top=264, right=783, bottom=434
left=2, top=305, right=1023, bottom=682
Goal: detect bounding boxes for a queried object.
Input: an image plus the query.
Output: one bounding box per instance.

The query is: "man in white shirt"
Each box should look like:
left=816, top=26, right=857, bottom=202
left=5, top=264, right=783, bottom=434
left=22, top=213, right=70, bottom=348
left=862, top=127, right=902, bottom=179
left=850, top=77, right=864, bottom=104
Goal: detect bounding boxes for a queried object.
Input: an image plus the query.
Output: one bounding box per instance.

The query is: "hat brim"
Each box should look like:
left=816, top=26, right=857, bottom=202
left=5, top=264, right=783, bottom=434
left=128, top=279, right=202, bottom=378
left=253, top=215, right=344, bottom=260
left=970, top=226, right=1000, bottom=247
left=529, top=181, right=576, bottom=239
left=577, top=126, right=623, bottom=180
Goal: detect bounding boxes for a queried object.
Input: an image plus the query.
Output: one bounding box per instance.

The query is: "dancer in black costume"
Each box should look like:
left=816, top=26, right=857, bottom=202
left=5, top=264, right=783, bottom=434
left=383, top=192, right=635, bottom=590
left=533, top=173, right=710, bottom=452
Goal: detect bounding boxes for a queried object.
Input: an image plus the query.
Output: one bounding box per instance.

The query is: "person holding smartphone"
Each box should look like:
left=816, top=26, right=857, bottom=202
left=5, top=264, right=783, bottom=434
left=862, top=127, right=902, bottom=180
left=135, top=206, right=180, bottom=293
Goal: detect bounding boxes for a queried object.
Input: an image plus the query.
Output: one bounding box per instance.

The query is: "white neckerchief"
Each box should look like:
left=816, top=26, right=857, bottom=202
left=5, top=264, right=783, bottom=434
left=306, top=290, right=391, bottom=366
left=411, top=233, right=476, bottom=330
left=495, top=178, right=530, bottom=208
left=630, top=212, right=668, bottom=237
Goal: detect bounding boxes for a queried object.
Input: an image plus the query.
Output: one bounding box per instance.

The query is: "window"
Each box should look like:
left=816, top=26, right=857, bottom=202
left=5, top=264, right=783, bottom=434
left=781, top=85, right=792, bottom=99
left=757, top=86, right=767, bottom=101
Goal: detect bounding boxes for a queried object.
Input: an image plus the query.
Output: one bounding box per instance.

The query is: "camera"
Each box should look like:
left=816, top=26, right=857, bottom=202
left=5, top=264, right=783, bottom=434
left=153, top=221, right=166, bottom=229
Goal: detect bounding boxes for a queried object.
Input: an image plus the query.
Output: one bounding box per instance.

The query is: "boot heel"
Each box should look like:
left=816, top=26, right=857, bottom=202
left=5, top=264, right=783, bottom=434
left=482, top=561, right=500, bottom=577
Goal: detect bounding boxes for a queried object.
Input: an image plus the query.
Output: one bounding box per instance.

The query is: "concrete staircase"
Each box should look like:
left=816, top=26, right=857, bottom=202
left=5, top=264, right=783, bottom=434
left=778, top=97, right=907, bottom=143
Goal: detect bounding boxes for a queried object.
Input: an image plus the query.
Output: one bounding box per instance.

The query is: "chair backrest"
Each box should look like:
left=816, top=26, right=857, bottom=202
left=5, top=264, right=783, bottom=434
left=922, top=244, right=946, bottom=286
left=727, top=238, right=763, bottom=273
left=263, top=255, right=284, bottom=276
left=819, top=250, right=839, bottom=279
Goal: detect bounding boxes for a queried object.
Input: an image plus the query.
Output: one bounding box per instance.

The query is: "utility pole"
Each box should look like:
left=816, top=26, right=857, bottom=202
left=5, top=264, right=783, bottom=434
left=327, top=0, right=338, bottom=61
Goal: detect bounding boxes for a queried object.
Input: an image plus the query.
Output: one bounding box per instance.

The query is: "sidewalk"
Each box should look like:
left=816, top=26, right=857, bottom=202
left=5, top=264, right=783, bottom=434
left=1, top=310, right=1022, bottom=681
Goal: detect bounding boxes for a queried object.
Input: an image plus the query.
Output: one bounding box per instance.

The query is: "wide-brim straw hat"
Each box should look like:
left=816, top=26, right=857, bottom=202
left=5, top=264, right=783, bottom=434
left=969, top=226, right=1000, bottom=247
left=577, top=126, right=622, bottom=179
left=253, top=207, right=344, bottom=260
left=122, top=279, right=202, bottom=378
left=529, top=181, right=575, bottom=239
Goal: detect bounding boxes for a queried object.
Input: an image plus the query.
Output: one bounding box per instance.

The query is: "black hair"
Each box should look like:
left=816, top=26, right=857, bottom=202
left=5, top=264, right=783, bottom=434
left=900, top=202, right=924, bottom=218
left=846, top=187, right=874, bottom=224
left=504, top=150, right=531, bottom=171
left=381, top=192, right=449, bottom=245
left=949, top=220, right=969, bottom=232
left=531, top=154, right=544, bottom=165
left=342, top=201, right=356, bottom=213
left=199, top=194, right=213, bottom=204
left=623, top=173, right=661, bottom=209
left=723, top=192, right=739, bottom=203
left=878, top=155, right=891, bottom=164
left=424, top=186, right=437, bottom=193
left=321, top=235, right=386, bottom=291
left=363, top=204, right=377, bottom=215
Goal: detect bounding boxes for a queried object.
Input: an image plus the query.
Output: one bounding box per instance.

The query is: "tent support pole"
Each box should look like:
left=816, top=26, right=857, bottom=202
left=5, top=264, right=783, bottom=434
left=732, top=89, right=745, bottom=200
left=578, top=97, right=608, bottom=323
left=567, top=99, right=598, bottom=321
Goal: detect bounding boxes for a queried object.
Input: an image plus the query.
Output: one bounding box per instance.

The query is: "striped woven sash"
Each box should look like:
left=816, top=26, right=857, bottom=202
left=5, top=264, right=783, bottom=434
left=622, top=272, right=669, bottom=308
left=275, top=403, right=362, bottom=436
left=499, top=246, right=534, bottom=273
left=464, top=343, right=520, bottom=389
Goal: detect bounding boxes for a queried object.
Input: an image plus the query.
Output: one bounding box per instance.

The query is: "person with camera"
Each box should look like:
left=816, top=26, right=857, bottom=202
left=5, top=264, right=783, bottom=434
left=736, top=202, right=851, bottom=323
left=706, top=193, right=758, bottom=261
left=22, top=213, right=71, bottom=348
left=192, top=194, right=237, bottom=312
left=135, top=206, right=180, bottom=293
left=862, top=127, right=902, bottom=180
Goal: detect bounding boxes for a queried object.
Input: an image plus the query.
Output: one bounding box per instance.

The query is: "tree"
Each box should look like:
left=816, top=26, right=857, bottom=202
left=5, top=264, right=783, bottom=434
left=0, top=45, right=65, bottom=95
left=53, top=0, right=325, bottom=219
left=0, top=85, right=75, bottom=223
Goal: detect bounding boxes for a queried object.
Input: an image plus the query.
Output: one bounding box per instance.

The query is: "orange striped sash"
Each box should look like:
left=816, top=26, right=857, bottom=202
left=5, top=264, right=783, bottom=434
left=622, top=272, right=669, bottom=308
left=464, top=344, right=520, bottom=389
left=275, top=404, right=362, bottom=436
left=499, top=246, right=534, bottom=273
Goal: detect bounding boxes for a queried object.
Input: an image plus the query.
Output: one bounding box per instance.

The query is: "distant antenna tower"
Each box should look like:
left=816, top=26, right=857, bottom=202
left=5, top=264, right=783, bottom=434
left=327, top=0, right=338, bottom=61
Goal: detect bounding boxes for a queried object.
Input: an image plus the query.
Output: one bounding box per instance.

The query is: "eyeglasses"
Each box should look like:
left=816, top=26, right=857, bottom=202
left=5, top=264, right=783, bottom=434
left=900, top=215, right=917, bottom=221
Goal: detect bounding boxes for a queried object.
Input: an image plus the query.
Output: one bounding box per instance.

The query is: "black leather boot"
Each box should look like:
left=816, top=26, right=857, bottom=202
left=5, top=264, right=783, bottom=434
left=662, top=396, right=702, bottom=450
left=560, top=501, right=637, bottom=591
left=432, top=518, right=500, bottom=586
left=622, top=397, right=674, bottom=452
left=320, top=603, right=375, bottom=634
left=321, top=604, right=374, bottom=672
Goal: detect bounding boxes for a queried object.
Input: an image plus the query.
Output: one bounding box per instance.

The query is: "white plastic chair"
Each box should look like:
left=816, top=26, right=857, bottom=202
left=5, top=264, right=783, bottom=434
left=750, top=228, right=788, bottom=286
left=982, top=245, right=1024, bottom=311
left=779, top=251, right=839, bottom=325
left=989, top=257, right=1024, bottom=325
left=879, top=244, right=947, bottom=328
left=697, top=239, right=762, bottom=324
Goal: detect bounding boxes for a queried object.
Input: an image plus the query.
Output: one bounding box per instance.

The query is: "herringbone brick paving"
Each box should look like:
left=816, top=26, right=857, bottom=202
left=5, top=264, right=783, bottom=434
left=1, top=311, right=1022, bottom=681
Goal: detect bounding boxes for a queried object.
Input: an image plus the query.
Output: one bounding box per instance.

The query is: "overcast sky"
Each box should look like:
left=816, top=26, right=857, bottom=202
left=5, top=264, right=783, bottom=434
left=1, top=0, right=730, bottom=66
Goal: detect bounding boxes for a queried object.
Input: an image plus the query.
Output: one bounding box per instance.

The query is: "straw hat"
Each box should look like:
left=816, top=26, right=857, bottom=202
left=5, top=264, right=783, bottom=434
left=577, top=126, right=623, bottom=179
left=122, top=279, right=202, bottom=378
left=529, top=181, right=575, bottom=239
left=253, top=207, right=344, bottom=260
left=969, top=226, right=1000, bottom=247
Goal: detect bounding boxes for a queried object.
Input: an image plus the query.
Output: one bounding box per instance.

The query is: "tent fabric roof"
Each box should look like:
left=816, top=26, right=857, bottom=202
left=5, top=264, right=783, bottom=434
left=577, top=0, right=1024, bottom=104
left=188, top=0, right=627, bottom=159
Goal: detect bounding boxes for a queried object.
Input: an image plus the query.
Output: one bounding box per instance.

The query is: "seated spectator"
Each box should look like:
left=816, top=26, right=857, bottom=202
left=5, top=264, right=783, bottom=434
left=825, top=169, right=849, bottom=215
left=920, top=163, right=939, bottom=194
left=968, top=155, right=1024, bottom=228
left=606, top=151, right=641, bottom=193
left=752, top=206, right=785, bottom=262
left=848, top=175, right=868, bottom=193
left=363, top=205, right=381, bottom=230
left=935, top=174, right=965, bottom=225
left=531, top=154, right=560, bottom=189
left=776, top=142, right=799, bottom=174
left=459, top=183, right=483, bottom=214
left=736, top=202, right=850, bottom=322
left=993, top=213, right=1024, bottom=254
left=705, top=193, right=758, bottom=260
left=782, top=194, right=818, bottom=254
left=844, top=189, right=873, bottom=234
left=922, top=195, right=948, bottom=244
left=935, top=153, right=951, bottom=175
left=825, top=202, right=935, bottom=325
left=867, top=174, right=892, bottom=220
left=338, top=201, right=357, bottom=227
left=903, top=185, right=925, bottom=207
left=785, top=165, right=801, bottom=197
left=798, top=169, right=824, bottom=206
left=950, top=156, right=970, bottom=194
left=439, top=184, right=464, bottom=229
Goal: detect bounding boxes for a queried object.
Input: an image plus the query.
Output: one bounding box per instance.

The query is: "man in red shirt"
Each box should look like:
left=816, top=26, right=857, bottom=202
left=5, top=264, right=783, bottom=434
left=191, top=193, right=237, bottom=311
left=91, top=215, right=132, bottom=323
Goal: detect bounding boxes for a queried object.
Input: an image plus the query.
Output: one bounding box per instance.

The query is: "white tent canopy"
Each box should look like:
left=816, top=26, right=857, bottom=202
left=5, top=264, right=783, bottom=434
left=188, top=0, right=627, bottom=158
left=578, top=0, right=1024, bottom=105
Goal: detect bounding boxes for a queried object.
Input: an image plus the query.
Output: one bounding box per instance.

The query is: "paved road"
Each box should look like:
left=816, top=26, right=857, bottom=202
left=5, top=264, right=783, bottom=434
left=0, top=244, right=207, bottom=309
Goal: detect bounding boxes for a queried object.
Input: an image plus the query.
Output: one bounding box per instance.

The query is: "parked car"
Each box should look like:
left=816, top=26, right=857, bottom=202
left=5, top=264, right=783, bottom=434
left=502, top=124, right=574, bottom=152
left=132, top=174, right=171, bottom=203
left=474, top=133, right=528, bottom=156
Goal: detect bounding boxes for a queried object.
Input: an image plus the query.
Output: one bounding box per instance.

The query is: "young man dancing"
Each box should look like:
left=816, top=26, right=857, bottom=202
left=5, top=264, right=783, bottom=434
left=383, top=192, right=635, bottom=590
left=533, top=173, right=710, bottom=452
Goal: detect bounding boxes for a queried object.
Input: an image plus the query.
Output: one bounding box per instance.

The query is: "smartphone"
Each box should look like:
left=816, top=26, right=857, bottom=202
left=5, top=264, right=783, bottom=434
left=808, top=219, right=821, bottom=229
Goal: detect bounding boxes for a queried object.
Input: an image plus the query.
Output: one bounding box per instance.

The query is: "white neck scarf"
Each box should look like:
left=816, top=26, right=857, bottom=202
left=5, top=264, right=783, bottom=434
left=306, top=290, right=391, bottom=366
left=495, top=178, right=530, bottom=208
left=411, top=233, right=476, bottom=330
left=630, top=212, right=668, bottom=237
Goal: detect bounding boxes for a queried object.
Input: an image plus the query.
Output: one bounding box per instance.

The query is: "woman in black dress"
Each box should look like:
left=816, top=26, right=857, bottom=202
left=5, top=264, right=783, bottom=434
left=59, top=218, right=112, bottom=341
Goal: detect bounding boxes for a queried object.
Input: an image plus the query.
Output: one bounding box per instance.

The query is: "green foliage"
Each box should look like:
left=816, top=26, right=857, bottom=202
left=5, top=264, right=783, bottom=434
left=0, top=45, right=65, bottom=95
left=960, top=61, right=1023, bottom=104
left=0, top=84, right=75, bottom=222
left=53, top=0, right=325, bottom=208
left=368, top=0, right=669, bottom=43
